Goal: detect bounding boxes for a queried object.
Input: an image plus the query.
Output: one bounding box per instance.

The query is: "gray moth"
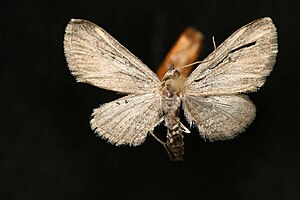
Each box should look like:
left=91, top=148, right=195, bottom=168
left=64, top=17, right=278, bottom=161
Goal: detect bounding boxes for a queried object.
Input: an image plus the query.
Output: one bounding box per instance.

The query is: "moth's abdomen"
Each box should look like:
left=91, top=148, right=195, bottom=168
left=165, top=115, right=184, bottom=161
left=166, top=133, right=184, bottom=161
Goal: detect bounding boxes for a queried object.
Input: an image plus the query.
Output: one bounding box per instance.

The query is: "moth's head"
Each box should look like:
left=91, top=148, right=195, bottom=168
left=162, top=64, right=180, bottom=81
left=161, top=64, right=185, bottom=95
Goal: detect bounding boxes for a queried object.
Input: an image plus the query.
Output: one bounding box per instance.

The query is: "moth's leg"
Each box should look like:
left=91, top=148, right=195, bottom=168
left=149, top=131, right=165, bottom=146
left=148, top=117, right=165, bottom=144
left=149, top=117, right=177, bottom=160
left=150, top=131, right=175, bottom=160
left=180, top=122, right=190, bottom=133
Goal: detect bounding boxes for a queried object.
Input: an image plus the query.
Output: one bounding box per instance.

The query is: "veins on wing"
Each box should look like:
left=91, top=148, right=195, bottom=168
left=194, top=41, right=256, bottom=82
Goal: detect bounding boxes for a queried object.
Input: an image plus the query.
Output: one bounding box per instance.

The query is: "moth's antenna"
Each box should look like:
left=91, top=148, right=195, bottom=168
left=177, top=36, right=217, bottom=70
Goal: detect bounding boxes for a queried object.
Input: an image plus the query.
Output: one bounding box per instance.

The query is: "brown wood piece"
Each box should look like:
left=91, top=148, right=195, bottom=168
left=156, top=27, right=204, bottom=80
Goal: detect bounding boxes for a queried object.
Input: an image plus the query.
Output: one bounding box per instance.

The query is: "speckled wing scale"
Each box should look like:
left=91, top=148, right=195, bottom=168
left=64, top=18, right=278, bottom=161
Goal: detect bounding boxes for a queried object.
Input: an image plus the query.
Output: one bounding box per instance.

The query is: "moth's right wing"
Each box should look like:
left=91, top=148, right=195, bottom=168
left=64, top=19, right=160, bottom=94
left=90, top=93, right=162, bottom=146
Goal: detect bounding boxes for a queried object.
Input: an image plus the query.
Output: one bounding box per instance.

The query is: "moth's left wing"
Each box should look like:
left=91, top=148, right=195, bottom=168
left=91, top=93, right=162, bottom=146
left=183, top=95, right=256, bottom=141
left=185, top=17, right=277, bottom=96
left=64, top=19, right=160, bottom=94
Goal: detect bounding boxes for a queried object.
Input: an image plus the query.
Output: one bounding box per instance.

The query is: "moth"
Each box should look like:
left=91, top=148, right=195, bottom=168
left=64, top=17, right=277, bottom=161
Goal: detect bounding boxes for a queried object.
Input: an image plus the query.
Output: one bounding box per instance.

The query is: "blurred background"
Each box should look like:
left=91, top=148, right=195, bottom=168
left=1, top=0, right=299, bottom=199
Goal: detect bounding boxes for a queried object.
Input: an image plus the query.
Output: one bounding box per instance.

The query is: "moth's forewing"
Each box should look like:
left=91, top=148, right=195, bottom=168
left=185, top=17, right=278, bottom=96
left=64, top=19, right=160, bottom=94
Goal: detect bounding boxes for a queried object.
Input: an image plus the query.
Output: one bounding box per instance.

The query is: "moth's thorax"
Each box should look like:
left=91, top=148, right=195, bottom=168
left=160, top=69, right=185, bottom=113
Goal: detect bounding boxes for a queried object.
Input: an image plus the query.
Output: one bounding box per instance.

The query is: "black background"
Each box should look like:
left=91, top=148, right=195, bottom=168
left=2, top=0, right=300, bottom=199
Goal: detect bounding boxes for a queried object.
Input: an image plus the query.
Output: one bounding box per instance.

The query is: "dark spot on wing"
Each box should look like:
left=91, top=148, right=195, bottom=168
left=194, top=41, right=257, bottom=83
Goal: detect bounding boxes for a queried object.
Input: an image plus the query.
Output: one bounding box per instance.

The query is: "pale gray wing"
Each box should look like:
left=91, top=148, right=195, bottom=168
left=90, top=93, right=162, bottom=146
left=183, top=95, right=256, bottom=141
left=64, top=19, right=160, bottom=94
left=185, top=17, right=278, bottom=96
